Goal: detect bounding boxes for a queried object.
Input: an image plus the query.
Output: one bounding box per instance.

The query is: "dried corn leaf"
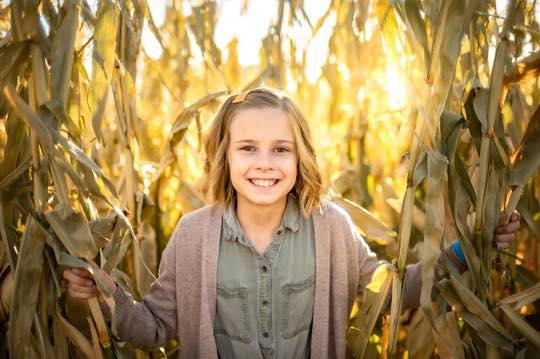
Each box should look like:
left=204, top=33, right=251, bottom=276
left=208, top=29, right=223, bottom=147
left=0, top=42, right=28, bottom=79
left=464, top=87, right=487, bottom=153
left=50, top=131, right=117, bottom=197
left=505, top=50, right=540, bottom=84
left=0, top=155, right=31, bottom=191
left=0, top=41, right=30, bottom=117
left=3, top=84, right=55, bottom=149
left=50, top=0, right=80, bottom=106
left=89, top=0, right=120, bottom=143
left=405, top=309, right=435, bottom=359
left=441, top=110, right=476, bottom=203
left=136, top=221, right=157, bottom=296
left=500, top=281, right=540, bottom=310
left=487, top=39, right=509, bottom=131
left=8, top=219, right=45, bottom=358
left=374, top=0, right=400, bottom=56
left=336, top=197, right=397, bottom=245
left=89, top=212, right=119, bottom=247
left=86, top=316, right=104, bottom=359
left=102, top=225, right=130, bottom=274
left=420, top=149, right=447, bottom=321
left=509, top=105, right=540, bottom=187
left=41, top=99, right=82, bottom=141
left=53, top=317, right=70, bottom=358
left=55, top=312, right=94, bottom=358
left=169, top=90, right=226, bottom=150
left=500, top=304, right=540, bottom=348
left=427, top=0, right=466, bottom=133
left=433, top=312, right=465, bottom=359
left=386, top=197, right=425, bottom=231
left=10, top=0, right=39, bottom=41
left=34, top=312, right=55, bottom=358
left=347, top=263, right=395, bottom=358
left=387, top=144, right=428, bottom=353
left=87, top=297, right=111, bottom=351
left=441, top=110, right=482, bottom=290
left=187, top=3, right=222, bottom=67
left=0, top=108, right=31, bottom=185
left=438, top=279, right=514, bottom=352
left=449, top=275, right=512, bottom=340
left=45, top=204, right=98, bottom=260
left=400, top=0, right=430, bottom=74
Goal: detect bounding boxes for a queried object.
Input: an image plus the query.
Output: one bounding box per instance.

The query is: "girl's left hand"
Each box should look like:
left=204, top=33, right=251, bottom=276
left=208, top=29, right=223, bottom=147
left=494, top=211, right=521, bottom=250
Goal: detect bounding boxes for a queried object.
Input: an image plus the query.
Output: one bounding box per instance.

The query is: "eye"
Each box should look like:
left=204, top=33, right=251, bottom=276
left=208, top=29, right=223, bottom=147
left=239, top=145, right=255, bottom=152
left=274, top=146, right=290, bottom=153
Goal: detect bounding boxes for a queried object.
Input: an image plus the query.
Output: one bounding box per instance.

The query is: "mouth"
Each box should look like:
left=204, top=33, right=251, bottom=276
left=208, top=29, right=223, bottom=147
left=248, top=178, right=280, bottom=188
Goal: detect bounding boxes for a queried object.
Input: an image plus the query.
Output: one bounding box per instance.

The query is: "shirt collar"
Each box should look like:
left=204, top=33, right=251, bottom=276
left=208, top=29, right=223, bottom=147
left=222, top=193, right=300, bottom=242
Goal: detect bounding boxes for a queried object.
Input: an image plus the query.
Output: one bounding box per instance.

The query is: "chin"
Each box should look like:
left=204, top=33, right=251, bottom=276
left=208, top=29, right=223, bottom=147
left=236, top=188, right=292, bottom=208
left=243, top=195, right=286, bottom=207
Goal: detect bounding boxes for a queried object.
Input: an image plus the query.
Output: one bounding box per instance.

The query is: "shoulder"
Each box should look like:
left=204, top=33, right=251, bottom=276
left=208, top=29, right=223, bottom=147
left=169, top=203, right=221, bottom=241
left=312, top=200, right=358, bottom=240
left=177, top=203, right=220, bottom=227
left=314, top=200, right=353, bottom=227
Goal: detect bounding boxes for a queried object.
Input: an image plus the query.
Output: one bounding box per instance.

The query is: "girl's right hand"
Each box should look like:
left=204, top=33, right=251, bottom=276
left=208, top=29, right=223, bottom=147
left=62, top=266, right=117, bottom=300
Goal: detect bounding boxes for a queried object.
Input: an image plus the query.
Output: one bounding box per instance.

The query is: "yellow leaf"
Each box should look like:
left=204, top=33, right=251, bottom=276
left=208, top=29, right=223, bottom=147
left=367, top=263, right=394, bottom=293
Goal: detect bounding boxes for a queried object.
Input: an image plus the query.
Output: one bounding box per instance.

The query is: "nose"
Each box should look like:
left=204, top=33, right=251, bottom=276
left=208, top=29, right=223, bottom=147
left=255, top=150, right=274, bottom=170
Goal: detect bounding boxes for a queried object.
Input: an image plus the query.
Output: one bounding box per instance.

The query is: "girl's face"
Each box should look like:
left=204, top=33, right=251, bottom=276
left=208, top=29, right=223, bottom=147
left=227, top=107, right=298, bottom=209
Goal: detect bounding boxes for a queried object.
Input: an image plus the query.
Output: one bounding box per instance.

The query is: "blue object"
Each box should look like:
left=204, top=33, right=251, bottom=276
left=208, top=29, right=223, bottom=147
left=451, top=241, right=466, bottom=263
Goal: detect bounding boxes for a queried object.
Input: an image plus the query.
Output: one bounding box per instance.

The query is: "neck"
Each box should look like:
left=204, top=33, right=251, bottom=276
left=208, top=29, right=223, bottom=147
left=235, top=196, right=287, bottom=238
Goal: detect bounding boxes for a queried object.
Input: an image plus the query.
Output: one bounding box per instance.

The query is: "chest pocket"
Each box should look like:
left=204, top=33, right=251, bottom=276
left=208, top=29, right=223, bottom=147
left=279, top=274, right=316, bottom=339
left=215, top=285, right=251, bottom=343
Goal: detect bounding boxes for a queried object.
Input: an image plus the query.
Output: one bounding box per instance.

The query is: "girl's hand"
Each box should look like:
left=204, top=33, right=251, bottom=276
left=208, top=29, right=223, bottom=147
left=62, top=266, right=117, bottom=300
left=494, top=211, right=521, bottom=250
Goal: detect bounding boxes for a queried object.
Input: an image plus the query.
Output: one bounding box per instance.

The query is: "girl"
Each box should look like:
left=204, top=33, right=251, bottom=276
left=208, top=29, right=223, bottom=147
left=63, top=88, right=520, bottom=358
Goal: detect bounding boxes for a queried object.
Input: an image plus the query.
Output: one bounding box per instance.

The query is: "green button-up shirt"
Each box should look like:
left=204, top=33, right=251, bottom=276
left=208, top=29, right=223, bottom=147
left=214, top=195, right=316, bottom=359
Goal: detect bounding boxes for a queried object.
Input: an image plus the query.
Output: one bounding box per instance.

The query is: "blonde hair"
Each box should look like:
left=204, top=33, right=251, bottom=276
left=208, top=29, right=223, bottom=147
left=203, top=87, right=323, bottom=216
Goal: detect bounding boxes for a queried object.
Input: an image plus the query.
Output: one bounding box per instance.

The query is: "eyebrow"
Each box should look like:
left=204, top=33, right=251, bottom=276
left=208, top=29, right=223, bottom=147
left=232, top=139, right=295, bottom=144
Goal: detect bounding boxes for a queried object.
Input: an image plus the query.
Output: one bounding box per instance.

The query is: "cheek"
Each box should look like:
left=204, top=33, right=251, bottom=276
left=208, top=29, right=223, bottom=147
left=285, top=158, right=298, bottom=178
left=227, top=153, right=247, bottom=177
left=227, top=158, right=241, bottom=189
left=290, top=156, right=299, bottom=171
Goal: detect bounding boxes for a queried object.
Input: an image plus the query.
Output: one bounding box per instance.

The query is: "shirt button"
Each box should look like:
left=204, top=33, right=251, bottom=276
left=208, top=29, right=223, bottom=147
left=262, top=300, right=269, bottom=306
left=262, top=332, right=270, bottom=338
left=277, top=229, right=283, bottom=235
left=261, top=265, right=268, bottom=273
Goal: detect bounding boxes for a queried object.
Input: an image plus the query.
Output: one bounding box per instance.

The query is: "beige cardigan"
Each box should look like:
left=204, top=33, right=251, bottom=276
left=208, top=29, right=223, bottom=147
left=111, top=202, right=423, bottom=358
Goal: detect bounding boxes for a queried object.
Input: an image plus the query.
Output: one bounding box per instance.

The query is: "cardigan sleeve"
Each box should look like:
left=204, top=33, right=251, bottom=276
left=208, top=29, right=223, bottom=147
left=354, top=231, right=422, bottom=310
left=107, top=226, right=179, bottom=350
left=354, top=233, right=466, bottom=310
left=354, top=231, right=380, bottom=295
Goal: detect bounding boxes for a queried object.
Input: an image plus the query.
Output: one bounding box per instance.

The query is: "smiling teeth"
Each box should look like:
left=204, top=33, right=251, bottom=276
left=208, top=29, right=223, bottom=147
left=251, top=179, right=277, bottom=187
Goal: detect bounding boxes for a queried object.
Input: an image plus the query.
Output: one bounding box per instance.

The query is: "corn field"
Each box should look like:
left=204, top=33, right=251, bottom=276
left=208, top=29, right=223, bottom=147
left=0, top=0, right=539, bottom=357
